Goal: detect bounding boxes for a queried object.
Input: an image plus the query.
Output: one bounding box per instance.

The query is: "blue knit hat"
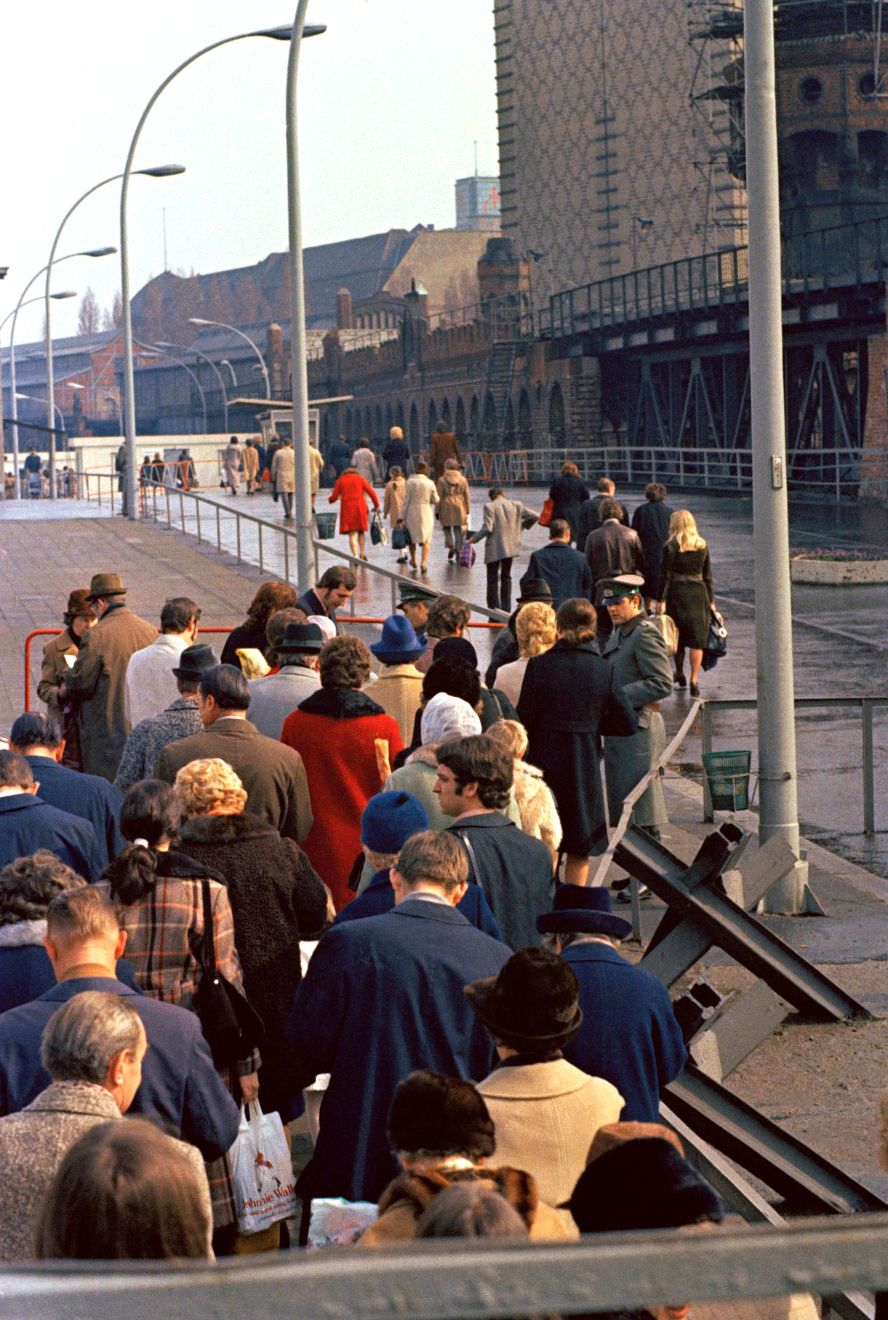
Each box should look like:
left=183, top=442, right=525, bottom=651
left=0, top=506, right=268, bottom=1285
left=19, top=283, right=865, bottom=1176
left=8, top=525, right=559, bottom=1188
left=361, top=791, right=429, bottom=854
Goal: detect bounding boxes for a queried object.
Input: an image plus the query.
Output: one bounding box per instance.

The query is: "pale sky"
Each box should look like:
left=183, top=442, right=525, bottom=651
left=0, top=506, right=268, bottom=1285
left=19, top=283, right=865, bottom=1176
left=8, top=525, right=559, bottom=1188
left=0, top=1, right=498, bottom=343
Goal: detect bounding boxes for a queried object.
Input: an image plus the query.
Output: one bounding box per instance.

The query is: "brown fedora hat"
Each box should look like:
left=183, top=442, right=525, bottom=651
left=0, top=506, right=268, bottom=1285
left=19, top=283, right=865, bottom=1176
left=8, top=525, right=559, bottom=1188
left=64, top=589, right=96, bottom=619
left=465, top=948, right=582, bottom=1047
left=87, top=572, right=127, bottom=601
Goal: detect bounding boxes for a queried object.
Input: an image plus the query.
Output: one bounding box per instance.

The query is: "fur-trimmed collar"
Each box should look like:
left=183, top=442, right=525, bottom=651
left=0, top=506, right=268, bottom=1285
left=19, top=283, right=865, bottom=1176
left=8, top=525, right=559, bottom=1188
left=153, top=848, right=226, bottom=883
left=406, top=745, right=439, bottom=768
left=0, top=918, right=47, bottom=948
left=298, top=687, right=385, bottom=719
left=178, top=812, right=278, bottom=846
left=378, top=1165, right=539, bottom=1228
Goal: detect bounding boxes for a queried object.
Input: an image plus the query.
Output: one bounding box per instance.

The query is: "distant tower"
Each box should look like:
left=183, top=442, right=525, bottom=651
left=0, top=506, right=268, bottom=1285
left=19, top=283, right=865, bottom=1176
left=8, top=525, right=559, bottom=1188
left=336, top=288, right=353, bottom=330
left=775, top=1, right=888, bottom=236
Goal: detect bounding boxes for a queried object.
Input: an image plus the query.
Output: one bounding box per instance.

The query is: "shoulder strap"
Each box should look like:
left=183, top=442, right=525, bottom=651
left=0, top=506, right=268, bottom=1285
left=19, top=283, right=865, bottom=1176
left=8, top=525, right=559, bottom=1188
left=200, top=878, right=217, bottom=972
left=456, top=831, right=484, bottom=894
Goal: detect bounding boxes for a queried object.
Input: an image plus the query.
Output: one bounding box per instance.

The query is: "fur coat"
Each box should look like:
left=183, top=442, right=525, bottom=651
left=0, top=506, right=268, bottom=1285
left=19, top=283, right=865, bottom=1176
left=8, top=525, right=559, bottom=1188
left=512, top=760, right=563, bottom=855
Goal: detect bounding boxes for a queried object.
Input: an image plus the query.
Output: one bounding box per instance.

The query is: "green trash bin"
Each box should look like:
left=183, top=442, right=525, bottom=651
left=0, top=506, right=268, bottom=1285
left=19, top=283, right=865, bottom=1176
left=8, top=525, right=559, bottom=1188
left=315, top=512, right=337, bottom=540
left=702, top=750, right=751, bottom=811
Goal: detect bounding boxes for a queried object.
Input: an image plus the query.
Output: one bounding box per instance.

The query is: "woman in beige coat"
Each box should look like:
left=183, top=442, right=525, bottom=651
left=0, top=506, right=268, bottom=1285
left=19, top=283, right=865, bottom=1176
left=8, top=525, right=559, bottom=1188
left=383, top=466, right=408, bottom=563
left=271, top=439, right=296, bottom=520
left=38, top=590, right=96, bottom=727
left=241, top=440, right=260, bottom=495
left=436, top=458, right=471, bottom=561
left=401, top=462, right=439, bottom=573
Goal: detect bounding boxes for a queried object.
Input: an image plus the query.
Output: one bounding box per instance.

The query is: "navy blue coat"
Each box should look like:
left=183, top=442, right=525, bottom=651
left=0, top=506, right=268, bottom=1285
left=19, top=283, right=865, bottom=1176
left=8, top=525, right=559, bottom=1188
left=288, top=896, right=509, bottom=1201
left=24, top=754, right=124, bottom=872
left=0, top=794, right=103, bottom=882
left=0, top=944, right=139, bottom=1015
left=333, top=866, right=503, bottom=940
left=523, top=542, right=593, bottom=608
left=631, top=500, right=674, bottom=600
left=561, top=942, right=687, bottom=1122
left=0, top=976, right=239, bottom=1160
left=445, top=814, right=553, bottom=951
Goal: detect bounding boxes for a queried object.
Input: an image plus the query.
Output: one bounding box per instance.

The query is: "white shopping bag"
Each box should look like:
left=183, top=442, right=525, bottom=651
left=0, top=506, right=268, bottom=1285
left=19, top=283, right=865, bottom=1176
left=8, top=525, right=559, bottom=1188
left=230, top=1102, right=298, bottom=1234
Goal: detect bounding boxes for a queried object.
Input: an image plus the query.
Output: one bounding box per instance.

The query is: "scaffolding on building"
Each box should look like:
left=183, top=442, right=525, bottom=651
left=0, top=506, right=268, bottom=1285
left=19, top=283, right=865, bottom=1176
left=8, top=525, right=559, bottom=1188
left=687, top=1, right=748, bottom=250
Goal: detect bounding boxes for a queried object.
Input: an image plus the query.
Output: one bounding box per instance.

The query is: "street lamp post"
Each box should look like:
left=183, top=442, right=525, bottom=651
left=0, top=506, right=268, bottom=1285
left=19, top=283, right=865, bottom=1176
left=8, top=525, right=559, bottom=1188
left=286, top=2, right=327, bottom=589
left=44, top=166, right=185, bottom=499
left=119, top=25, right=316, bottom=520
left=5, top=284, right=79, bottom=500
left=15, top=393, right=66, bottom=493
left=744, top=0, right=808, bottom=912
left=157, top=339, right=230, bottom=433
left=188, top=318, right=270, bottom=398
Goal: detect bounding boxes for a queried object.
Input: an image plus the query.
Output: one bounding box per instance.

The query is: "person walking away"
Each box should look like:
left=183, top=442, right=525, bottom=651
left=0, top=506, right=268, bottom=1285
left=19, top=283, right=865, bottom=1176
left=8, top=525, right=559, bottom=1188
left=484, top=718, right=562, bottom=866
left=114, top=644, right=215, bottom=794
left=470, top=489, right=539, bottom=613
left=632, top=483, right=674, bottom=607
left=242, top=438, right=259, bottom=495
left=429, top=422, right=463, bottom=481
left=222, top=437, right=240, bottom=495
left=546, top=462, right=589, bottom=545
left=401, top=462, right=440, bottom=574
left=657, top=509, right=718, bottom=697
left=351, top=440, right=380, bottom=486
left=221, top=581, right=297, bottom=671
left=517, top=597, right=636, bottom=885
left=246, top=622, right=322, bottom=739
left=328, top=465, right=379, bottom=561
left=437, top=458, right=471, bottom=561
left=384, top=466, right=408, bottom=563
left=328, top=433, right=351, bottom=480
left=115, top=444, right=128, bottom=516
left=61, top=573, right=157, bottom=782
left=0, top=751, right=103, bottom=882
left=522, top=519, right=592, bottom=608
left=585, top=498, right=645, bottom=647
left=537, top=886, right=686, bottom=1119
left=265, top=434, right=283, bottom=501
left=493, top=601, right=557, bottom=708
left=600, top=575, right=672, bottom=866
left=484, top=579, right=554, bottom=688
left=125, top=596, right=200, bottom=728
left=271, top=436, right=296, bottom=520
left=280, top=636, right=402, bottom=908
left=383, top=425, right=409, bottom=479
left=368, top=616, right=427, bottom=745
left=308, top=437, right=324, bottom=510
left=577, top=476, right=630, bottom=549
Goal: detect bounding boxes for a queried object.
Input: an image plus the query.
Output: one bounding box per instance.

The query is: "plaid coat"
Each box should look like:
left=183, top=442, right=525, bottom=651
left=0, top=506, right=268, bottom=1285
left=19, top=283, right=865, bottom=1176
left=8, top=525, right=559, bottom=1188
left=99, top=848, right=256, bottom=1229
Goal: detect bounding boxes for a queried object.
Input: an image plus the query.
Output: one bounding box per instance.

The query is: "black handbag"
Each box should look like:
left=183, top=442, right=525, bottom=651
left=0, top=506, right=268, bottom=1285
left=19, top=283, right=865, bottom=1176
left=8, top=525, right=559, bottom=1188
left=702, top=614, right=728, bottom=671
left=194, top=880, right=264, bottom=1067
left=391, top=522, right=409, bottom=549
left=370, top=510, right=385, bottom=546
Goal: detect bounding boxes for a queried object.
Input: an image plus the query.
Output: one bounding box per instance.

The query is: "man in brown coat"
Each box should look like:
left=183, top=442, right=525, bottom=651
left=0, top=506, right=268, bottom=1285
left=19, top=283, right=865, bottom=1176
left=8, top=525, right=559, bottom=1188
left=153, top=663, right=313, bottom=843
left=584, top=500, right=645, bottom=647
left=62, top=573, right=157, bottom=782
left=429, top=423, right=463, bottom=481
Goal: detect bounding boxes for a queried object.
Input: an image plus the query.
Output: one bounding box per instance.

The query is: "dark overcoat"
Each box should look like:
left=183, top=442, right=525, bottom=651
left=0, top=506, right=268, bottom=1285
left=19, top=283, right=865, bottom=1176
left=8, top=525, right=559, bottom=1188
left=63, top=601, right=157, bottom=780
left=0, top=976, right=239, bottom=1160
left=631, top=500, right=674, bottom=600
left=660, top=542, right=714, bottom=648
left=333, top=865, right=503, bottom=940
left=0, top=794, right=103, bottom=882
left=523, top=542, right=593, bottom=607
left=24, top=753, right=123, bottom=871
left=561, top=942, right=687, bottom=1122
left=547, top=474, right=590, bottom=542
left=601, top=615, right=673, bottom=828
left=518, top=641, right=636, bottom=855
left=287, top=897, right=509, bottom=1201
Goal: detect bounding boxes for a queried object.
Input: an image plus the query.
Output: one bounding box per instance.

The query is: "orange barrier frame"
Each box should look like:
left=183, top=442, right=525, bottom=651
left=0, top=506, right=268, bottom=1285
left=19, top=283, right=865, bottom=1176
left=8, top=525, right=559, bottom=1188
left=23, top=618, right=502, bottom=713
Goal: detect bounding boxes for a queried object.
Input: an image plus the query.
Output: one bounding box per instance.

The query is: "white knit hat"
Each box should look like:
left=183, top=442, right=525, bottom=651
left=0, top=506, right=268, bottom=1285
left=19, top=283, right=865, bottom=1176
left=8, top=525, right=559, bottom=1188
left=421, top=693, right=482, bottom=746
left=307, top=614, right=336, bottom=643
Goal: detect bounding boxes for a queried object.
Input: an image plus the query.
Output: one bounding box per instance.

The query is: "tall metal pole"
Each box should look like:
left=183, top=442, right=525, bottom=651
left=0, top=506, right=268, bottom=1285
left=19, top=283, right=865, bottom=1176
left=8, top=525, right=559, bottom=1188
left=188, top=319, right=271, bottom=398
left=157, top=340, right=230, bottom=433
left=286, top=1, right=326, bottom=589
left=745, top=0, right=808, bottom=912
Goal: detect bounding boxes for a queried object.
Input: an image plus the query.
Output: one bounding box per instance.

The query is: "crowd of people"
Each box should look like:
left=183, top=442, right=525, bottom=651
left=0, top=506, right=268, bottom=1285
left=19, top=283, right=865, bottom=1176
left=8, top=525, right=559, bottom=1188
left=0, top=463, right=748, bottom=1291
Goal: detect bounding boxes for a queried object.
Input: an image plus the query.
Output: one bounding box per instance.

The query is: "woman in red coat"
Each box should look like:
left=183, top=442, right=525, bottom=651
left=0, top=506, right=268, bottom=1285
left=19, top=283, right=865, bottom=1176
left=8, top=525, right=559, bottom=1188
left=280, top=636, right=403, bottom=909
left=329, top=466, right=380, bottom=561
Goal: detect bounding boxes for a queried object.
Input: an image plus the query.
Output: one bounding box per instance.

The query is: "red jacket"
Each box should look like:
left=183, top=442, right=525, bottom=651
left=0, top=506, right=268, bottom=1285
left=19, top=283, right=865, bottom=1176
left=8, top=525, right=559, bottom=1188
left=281, top=689, right=403, bottom=908
left=329, top=472, right=379, bottom=533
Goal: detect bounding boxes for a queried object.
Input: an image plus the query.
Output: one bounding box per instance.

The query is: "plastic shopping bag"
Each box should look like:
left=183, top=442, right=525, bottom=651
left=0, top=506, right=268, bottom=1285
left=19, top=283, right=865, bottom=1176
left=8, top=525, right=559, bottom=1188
left=230, top=1102, right=298, bottom=1234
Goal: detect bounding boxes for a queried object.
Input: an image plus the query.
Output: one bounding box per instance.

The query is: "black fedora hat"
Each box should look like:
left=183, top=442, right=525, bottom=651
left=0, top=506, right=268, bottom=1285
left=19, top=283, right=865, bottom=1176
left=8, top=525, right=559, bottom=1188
left=516, top=578, right=553, bottom=605
left=278, top=622, right=324, bottom=655
left=172, top=643, right=218, bottom=680
left=536, top=884, right=631, bottom=940
left=465, top=948, right=582, bottom=1047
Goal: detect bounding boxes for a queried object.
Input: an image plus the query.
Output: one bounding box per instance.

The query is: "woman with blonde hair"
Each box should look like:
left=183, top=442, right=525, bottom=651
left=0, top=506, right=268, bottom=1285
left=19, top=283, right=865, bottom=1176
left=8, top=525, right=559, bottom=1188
left=658, top=509, right=717, bottom=696
left=486, top=718, right=562, bottom=865
left=494, top=601, right=557, bottom=706
left=174, top=758, right=327, bottom=1123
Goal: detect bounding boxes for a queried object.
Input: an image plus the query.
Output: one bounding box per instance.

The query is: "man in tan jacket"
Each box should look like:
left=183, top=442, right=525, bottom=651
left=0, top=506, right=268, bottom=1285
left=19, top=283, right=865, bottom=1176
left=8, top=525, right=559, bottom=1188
left=62, top=573, right=157, bottom=781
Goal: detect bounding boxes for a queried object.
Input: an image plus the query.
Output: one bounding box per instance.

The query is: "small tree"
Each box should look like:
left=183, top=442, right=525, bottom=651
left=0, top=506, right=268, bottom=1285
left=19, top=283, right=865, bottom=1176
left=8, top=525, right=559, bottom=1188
left=77, top=287, right=101, bottom=335
left=101, top=290, right=123, bottom=331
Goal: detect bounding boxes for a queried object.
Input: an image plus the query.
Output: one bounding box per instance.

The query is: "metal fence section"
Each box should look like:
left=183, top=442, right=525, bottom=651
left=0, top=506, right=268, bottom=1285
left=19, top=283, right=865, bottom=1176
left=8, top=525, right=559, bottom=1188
left=701, top=697, right=888, bottom=836
left=1, top=1213, right=888, bottom=1320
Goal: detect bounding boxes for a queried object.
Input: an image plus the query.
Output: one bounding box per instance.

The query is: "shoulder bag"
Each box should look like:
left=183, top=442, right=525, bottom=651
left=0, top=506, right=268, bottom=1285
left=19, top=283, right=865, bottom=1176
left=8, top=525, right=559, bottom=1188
left=194, top=879, right=264, bottom=1067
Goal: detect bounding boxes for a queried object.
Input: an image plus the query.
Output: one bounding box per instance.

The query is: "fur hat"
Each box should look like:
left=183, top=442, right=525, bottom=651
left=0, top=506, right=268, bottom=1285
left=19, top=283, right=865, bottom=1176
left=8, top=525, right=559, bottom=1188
left=420, top=693, right=482, bottom=747
left=465, top=948, right=583, bottom=1049
left=536, top=884, right=631, bottom=940
left=387, top=1070, right=496, bottom=1160
left=586, top=1122, right=685, bottom=1166
left=565, top=1139, right=723, bottom=1232
left=361, top=791, right=429, bottom=855
left=433, top=636, right=478, bottom=669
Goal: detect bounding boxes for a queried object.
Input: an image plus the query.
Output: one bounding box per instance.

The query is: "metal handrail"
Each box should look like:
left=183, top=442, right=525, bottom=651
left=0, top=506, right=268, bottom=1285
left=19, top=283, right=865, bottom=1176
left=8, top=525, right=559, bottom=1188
left=701, top=696, right=888, bottom=836
left=2, top=1212, right=888, bottom=1319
